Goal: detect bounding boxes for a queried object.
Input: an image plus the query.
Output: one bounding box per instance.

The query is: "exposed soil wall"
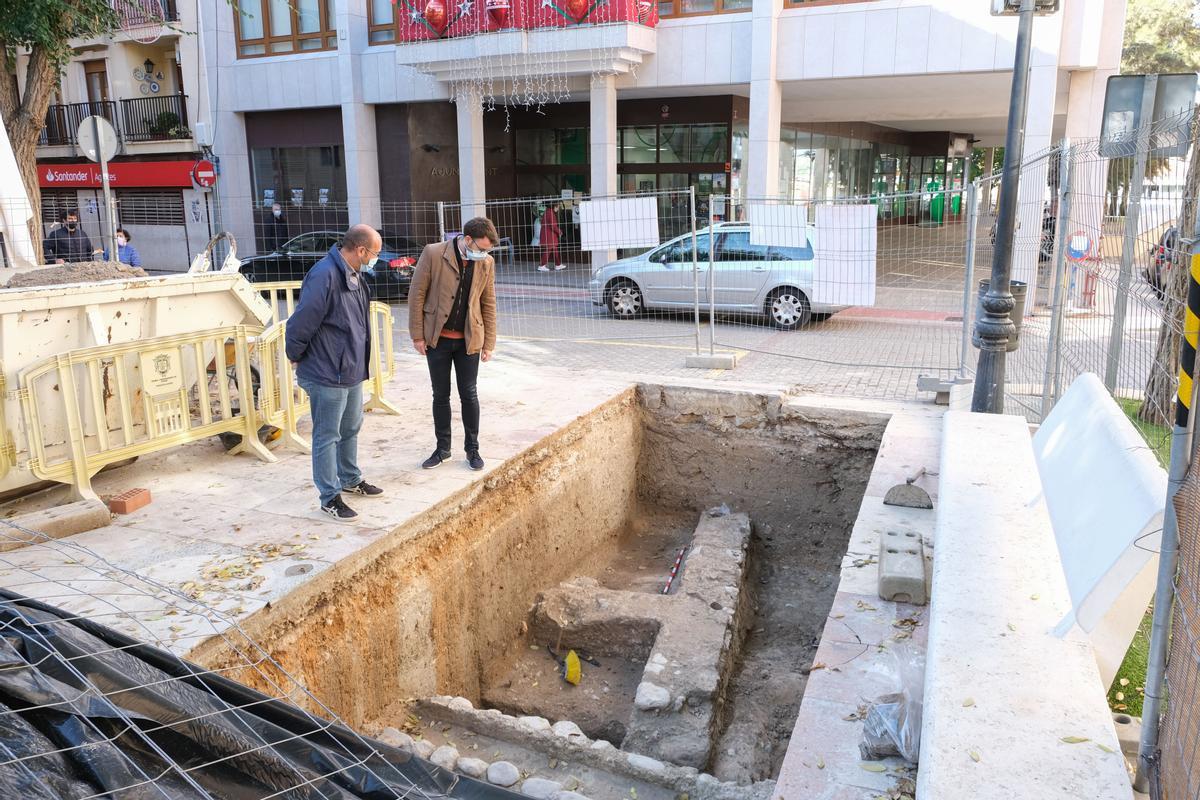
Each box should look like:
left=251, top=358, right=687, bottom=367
left=189, top=389, right=642, bottom=728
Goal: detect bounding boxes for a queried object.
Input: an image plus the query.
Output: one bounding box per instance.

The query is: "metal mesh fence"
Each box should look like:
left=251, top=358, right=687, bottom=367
left=0, top=519, right=488, bottom=799
left=1165, top=456, right=1200, bottom=800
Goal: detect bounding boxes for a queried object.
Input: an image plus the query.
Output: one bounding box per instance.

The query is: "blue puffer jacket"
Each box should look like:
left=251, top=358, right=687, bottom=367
left=285, top=246, right=371, bottom=388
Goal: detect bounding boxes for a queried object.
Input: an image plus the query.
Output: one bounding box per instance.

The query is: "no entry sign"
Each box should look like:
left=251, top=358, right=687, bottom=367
left=191, top=159, right=217, bottom=190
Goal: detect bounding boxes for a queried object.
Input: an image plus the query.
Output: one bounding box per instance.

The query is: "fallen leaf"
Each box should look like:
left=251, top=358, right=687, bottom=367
left=1061, top=736, right=1090, bottom=744
left=1115, top=692, right=1125, bottom=702
left=1119, top=678, right=1130, bottom=687
left=810, top=662, right=827, bottom=671
left=968, top=750, right=981, bottom=763
left=860, top=762, right=887, bottom=773
left=1007, top=623, right=1016, bottom=632
left=1030, top=593, right=1040, bottom=601
left=1097, top=743, right=1116, bottom=754
left=962, top=697, right=975, bottom=707
left=816, top=756, right=825, bottom=770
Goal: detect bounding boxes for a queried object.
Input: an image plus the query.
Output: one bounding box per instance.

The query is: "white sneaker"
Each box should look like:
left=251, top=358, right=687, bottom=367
left=554, top=264, right=567, bottom=271
left=537, top=265, right=551, bottom=272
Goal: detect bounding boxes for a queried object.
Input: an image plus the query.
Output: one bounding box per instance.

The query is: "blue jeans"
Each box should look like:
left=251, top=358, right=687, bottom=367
left=300, top=380, right=363, bottom=505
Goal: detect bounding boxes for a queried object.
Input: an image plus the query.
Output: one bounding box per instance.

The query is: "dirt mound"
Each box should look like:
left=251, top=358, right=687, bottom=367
left=6, top=261, right=149, bottom=289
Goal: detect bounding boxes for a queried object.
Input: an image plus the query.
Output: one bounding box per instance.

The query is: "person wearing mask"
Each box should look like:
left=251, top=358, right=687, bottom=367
left=409, top=217, right=499, bottom=472
left=103, top=228, right=142, bottom=267
left=44, top=208, right=99, bottom=264
left=285, top=224, right=385, bottom=522
left=537, top=202, right=564, bottom=272
left=265, top=202, right=288, bottom=252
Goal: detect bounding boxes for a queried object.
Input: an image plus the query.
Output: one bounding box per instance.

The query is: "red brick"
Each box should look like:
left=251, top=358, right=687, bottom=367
left=107, top=488, right=151, bottom=515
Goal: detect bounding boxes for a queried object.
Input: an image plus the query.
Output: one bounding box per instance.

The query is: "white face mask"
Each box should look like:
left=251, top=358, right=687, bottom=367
left=116, top=235, right=127, bottom=246
left=272, top=209, right=282, bottom=218
left=463, top=238, right=489, bottom=262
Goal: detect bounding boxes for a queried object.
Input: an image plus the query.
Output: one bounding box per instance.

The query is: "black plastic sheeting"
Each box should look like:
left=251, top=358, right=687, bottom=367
left=0, top=590, right=522, bottom=799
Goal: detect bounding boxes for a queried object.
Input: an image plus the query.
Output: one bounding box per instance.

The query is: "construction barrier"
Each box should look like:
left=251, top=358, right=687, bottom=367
left=13, top=298, right=399, bottom=501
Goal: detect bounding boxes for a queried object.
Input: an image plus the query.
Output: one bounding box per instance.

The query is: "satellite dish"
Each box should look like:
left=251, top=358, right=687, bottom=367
left=76, top=116, right=119, bottom=163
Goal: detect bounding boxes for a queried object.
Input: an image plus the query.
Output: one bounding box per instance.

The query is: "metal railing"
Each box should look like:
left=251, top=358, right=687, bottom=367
left=120, top=94, right=189, bottom=142
left=39, top=101, right=119, bottom=146
left=112, top=0, right=180, bottom=23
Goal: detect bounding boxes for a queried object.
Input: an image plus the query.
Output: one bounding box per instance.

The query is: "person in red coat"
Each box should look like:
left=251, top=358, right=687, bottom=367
left=537, top=202, right=565, bottom=272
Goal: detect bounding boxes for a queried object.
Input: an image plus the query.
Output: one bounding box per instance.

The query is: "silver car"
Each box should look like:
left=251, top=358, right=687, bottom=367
left=588, top=222, right=845, bottom=330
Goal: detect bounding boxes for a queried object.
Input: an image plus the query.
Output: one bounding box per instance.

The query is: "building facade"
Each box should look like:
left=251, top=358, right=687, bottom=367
left=202, top=0, right=1125, bottom=270
left=16, top=0, right=215, bottom=270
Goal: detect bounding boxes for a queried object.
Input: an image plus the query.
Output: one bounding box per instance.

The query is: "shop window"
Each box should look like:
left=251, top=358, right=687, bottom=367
left=236, top=0, right=337, bottom=58
left=658, top=0, right=751, bottom=17
left=251, top=145, right=347, bottom=208
left=619, top=124, right=729, bottom=165
left=115, top=190, right=185, bottom=226
left=515, top=129, right=588, bottom=166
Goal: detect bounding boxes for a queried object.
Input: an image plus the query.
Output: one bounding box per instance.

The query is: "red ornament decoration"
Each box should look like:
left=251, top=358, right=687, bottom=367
left=563, top=0, right=590, bottom=22
left=486, top=0, right=510, bottom=27
left=423, top=0, right=448, bottom=33
left=636, top=0, right=651, bottom=23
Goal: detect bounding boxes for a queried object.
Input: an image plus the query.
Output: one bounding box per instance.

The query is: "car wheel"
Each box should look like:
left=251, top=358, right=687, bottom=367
left=607, top=280, right=644, bottom=319
left=766, top=287, right=811, bottom=331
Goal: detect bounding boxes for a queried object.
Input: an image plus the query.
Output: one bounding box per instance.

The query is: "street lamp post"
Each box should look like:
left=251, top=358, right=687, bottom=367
left=972, top=0, right=1059, bottom=412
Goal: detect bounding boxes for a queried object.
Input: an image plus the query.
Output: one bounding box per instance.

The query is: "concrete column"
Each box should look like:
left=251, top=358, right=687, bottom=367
left=337, top=0, right=381, bottom=226
left=456, top=94, right=487, bottom=220
left=590, top=75, right=618, bottom=271
left=747, top=0, right=783, bottom=200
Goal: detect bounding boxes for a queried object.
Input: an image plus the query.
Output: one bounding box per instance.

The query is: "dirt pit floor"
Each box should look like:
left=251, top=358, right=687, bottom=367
left=196, top=385, right=885, bottom=788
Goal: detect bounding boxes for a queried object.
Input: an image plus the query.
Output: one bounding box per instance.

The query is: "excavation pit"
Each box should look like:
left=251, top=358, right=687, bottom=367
left=191, top=384, right=886, bottom=788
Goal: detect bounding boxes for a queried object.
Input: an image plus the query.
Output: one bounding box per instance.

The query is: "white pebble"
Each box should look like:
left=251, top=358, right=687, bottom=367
left=626, top=753, right=665, bottom=774
left=448, top=696, right=474, bottom=712
left=412, top=739, right=435, bottom=759
left=377, top=727, right=412, bottom=750
left=457, top=757, right=488, bottom=779
left=551, top=720, right=586, bottom=741
left=634, top=682, right=671, bottom=711
left=430, top=745, right=459, bottom=772
left=487, top=761, right=521, bottom=787
left=518, top=715, right=552, bottom=733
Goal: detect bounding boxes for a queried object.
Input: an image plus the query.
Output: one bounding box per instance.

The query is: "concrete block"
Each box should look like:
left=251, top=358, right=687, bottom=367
left=0, top=499, right=112, bottom=552
left=108, top=487, right=152, bottom=515
left=877, top=529, right=927, bottom=605
left=1112, top=713, right=1142, bottom=757
left=684, top=353, right=740, bottom=370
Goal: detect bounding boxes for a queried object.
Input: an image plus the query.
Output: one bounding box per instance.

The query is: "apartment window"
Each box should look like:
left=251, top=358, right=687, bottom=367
left=657, top=0, right=750, bottom=18
left=368, top=0, right=398, bottom=43
left=40, top=191, right=77, bottom=224
left=236, top=0, right=338, bottom=58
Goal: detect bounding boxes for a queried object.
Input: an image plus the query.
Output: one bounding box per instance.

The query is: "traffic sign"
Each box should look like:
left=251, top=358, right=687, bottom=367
left=191, top=158, right=217, bottom=190
left=76, top=116, right=118, bottom=163
left=1066, top=231, right=1094, bottom=262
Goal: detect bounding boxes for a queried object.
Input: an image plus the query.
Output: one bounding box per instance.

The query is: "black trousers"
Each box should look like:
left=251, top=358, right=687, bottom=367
left=426, top=336, right=480, bottom=454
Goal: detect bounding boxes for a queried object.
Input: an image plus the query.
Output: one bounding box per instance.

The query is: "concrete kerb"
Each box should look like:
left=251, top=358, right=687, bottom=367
left=414, top=695, right=777, bottom=800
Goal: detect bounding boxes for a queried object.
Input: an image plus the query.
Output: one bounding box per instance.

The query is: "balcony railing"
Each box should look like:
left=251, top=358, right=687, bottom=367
left=38, top=95, right=190, bottom=147
left=120, top=94, right=190, bottom=142
left=112, top=0, right=180, bottom=23
left=39, top=101, right=119, bottom=147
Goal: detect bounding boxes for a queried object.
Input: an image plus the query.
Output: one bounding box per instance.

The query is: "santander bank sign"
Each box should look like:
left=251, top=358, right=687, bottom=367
left=38, top=161, right=195, bottom=189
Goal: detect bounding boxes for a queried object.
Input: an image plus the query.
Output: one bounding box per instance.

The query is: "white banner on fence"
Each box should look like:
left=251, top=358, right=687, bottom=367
left=813, top=205, right=877, bottom=307
left=579, top=197, right=660, bottom=250
left=747, top=203, right=809, bottom=248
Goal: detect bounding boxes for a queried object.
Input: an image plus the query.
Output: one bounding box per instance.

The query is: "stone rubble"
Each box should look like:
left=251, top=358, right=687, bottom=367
left=520, top=777, right=564, bottom=798
left=487, top=761, right=521, bottom=787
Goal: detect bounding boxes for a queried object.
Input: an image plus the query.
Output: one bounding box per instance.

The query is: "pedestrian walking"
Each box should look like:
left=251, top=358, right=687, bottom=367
left=285, top=223, right=385, bottom=522
left=43, top=208, right=100, bottom=264
left=537, top=202, right=564, bottom=272
left=104, top=228, right=142, bottom=267
left=409, top=216, right=498, bottom=472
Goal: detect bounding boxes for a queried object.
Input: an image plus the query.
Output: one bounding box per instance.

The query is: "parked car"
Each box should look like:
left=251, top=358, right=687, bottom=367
left=588, top=223, right=846, bottom=330
left=238, top=230, right=422, bottom=302
left=1145, top=224, right=1178, bottom=303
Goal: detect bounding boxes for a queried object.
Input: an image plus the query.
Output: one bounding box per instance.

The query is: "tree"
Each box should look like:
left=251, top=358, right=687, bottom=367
left=0, top=1, right=118, bottom=262
left=1122, top=0, right=1200, bottom=74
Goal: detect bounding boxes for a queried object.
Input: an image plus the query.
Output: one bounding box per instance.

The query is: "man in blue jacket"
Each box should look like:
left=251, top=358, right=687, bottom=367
left=285, top=224, right=385, bottom=521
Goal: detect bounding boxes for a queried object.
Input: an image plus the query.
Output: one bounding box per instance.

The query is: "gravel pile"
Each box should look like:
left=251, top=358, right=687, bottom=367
left=6, top=260, right=149, bottom=289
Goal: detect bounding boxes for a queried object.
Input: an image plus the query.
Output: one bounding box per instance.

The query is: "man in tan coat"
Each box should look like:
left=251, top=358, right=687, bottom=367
left=409, top=216, right=499, bottom=471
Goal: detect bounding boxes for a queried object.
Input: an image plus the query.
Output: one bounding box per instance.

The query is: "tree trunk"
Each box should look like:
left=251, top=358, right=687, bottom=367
left=1139, top=109, right=1200, bottom=426
left=1, top=46, right=63, bottom=265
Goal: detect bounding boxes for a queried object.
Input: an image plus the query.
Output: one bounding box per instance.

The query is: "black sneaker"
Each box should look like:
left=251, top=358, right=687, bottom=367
left=422, top=450, right=451, bottom=470
left=345, top=480, right=383, bottom=498
left=320, top=495, right=358, bottom=522
left=467, top=451, right=485, bottom=471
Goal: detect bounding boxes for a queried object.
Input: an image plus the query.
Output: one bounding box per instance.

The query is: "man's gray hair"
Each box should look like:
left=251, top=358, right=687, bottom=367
left=343, top=224, right=378, bottom=250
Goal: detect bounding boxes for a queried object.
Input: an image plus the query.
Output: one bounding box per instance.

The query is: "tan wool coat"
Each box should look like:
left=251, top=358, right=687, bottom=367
left=409, top=239, right=498, bottom=354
